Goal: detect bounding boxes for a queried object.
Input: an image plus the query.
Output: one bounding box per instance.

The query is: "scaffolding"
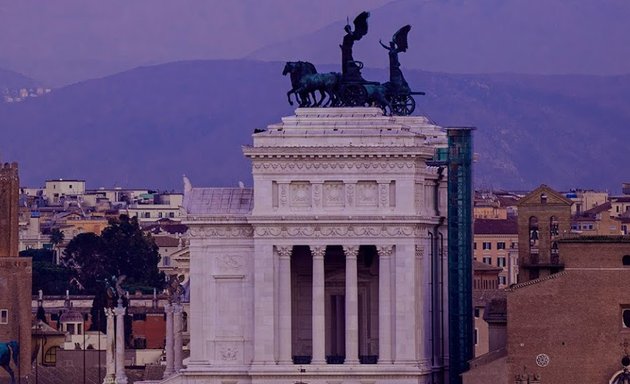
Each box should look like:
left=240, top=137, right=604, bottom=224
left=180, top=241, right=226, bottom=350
left=447, top=127, right=474, bottom=384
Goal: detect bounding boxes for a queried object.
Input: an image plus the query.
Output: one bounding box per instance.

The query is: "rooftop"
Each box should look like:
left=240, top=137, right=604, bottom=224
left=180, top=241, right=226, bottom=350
left=184, top=187, right=254, bottom=215
left=474, top=218, right=518, bottom=235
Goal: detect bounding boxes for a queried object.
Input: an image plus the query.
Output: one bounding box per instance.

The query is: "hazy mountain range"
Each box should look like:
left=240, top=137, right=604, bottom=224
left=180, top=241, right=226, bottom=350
left=0, top=68, right=38, bottom=89
left=1, top=60, right=628, bottom=192
left=1, top=0, right=629, bottom=86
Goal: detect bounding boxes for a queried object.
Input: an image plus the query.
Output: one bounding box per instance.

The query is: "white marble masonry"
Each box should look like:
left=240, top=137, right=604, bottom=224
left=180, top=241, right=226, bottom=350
left=162, top=107, right=450, bottom=384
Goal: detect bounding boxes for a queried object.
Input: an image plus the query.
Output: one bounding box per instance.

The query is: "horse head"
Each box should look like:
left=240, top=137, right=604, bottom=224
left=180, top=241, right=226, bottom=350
left=282, top=62, right=297, bottom=76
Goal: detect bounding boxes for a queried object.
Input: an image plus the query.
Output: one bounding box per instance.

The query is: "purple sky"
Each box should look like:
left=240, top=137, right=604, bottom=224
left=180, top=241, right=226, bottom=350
left=1, top=0, right=629, bottom=86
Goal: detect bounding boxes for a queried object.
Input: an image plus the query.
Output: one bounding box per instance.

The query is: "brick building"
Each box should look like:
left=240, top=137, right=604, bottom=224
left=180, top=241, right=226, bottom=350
left=464, top=237, right=630, bottom=383
left=0, top=162, right=32, bottom=382
left=516, top=185, right=572, bottom=283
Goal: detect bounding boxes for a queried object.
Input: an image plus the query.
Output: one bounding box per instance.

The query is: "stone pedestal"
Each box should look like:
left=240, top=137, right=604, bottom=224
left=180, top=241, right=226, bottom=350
left=103, top=308, right=116, bottom=384
left=174, top=303, right=184, bottom=372
left=163, top=303, right=174, bottom=377
left=114, top=300, right=128, bottom=384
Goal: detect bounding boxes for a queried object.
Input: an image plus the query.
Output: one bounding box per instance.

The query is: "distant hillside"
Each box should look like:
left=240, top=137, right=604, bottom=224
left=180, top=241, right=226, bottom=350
left=1, top=59, right=628, bottom=191
left=249, top=0, right=630, bottom=76
left=0, top=67, right=38, bottom=89
left=0, top=0, right=389, bottom=86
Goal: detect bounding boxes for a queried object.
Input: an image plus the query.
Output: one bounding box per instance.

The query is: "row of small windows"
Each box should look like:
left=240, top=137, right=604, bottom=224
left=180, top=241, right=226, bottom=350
left=134, top=212, right=176, bottom=219
left=479, top=256, right=507, bottom=268
left=474, top=242, right=516, bottom=250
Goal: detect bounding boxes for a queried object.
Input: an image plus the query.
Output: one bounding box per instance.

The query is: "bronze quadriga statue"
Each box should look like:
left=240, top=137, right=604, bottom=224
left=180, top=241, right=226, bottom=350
left=283, top=11, right=424, bottom=116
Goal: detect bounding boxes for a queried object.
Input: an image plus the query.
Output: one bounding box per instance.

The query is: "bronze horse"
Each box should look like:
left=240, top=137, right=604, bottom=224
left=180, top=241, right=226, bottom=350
left=0, top=341, right=19, bottom=384
left=283, top=61, right=340, bottom=107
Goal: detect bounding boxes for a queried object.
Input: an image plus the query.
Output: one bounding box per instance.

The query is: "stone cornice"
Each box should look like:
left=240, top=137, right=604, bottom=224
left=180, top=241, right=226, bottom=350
left=185, top=215, right=442, bottom=226
left=243, top=145, right=434, bottom=158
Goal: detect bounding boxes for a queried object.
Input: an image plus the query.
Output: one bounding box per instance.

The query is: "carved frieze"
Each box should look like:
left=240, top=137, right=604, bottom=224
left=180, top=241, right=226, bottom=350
left=376, top=245, right=393, bottom=258
left=252, top=160, right=416, bottom=174
left=379, top=183, right=389, bottom=208
left=188, top=226, right=253, bottom=238
left=279, top=183, right=289, bottom=208
left=312, top=183, right=323, bottom=208
left=216, top=254, right=243, bottom=273
left=415, top=245, right=424, bottom=260
left=254, top=224, right=416, bottom=238
left=345, top=183, right=355, bottom=207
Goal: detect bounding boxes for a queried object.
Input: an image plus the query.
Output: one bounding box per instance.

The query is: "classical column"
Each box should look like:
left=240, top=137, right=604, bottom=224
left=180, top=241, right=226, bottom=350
left=311, top=246, right=326, bottom=364
left=343, top=245, right=359, bottom=364
left=277, top=246, right=293, bottom=364
left=163, top=303, right=174, bottom=377
left=114, top=300, right=128, bottom=384
left=103, top=308, right=116, bottom=384
left=173, top=303, right=184, bottom=372
left=377, top=245, right=393, bottom=364
left=253, top=243, right=275, bottom=364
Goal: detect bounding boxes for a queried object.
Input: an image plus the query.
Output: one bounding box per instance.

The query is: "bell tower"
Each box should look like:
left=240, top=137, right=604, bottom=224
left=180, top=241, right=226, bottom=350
left=0, top=162, right=19, bottom=257
left=0, top=162, right=32, bottom=382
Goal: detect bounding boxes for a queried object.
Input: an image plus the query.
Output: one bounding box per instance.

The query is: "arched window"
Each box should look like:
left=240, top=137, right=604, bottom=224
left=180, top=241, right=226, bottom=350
left=44, top=346, right=60, bottom=366
left=550, top=216, right=559, bottom=237
left=529, top=216, right=539, bottom=264
left=529, top=217, right=539, bottom=245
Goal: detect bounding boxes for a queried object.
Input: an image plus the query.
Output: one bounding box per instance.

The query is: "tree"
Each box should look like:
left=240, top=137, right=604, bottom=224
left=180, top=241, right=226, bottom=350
left=50, top=227, right=65, bottom=263
left=64, top=215, right=164, bottom=294
left=20, top=248, right=76, bottom=295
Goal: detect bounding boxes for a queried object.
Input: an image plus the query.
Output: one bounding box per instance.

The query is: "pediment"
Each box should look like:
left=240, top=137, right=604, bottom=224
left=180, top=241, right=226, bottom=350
left=517, top=184, right=572, bottom=207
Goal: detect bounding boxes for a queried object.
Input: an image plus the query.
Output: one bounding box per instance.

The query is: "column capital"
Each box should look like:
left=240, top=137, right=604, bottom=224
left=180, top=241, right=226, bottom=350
left=343, top=245, right=359, bottom=258
left=164, top=303, right=174, bottom=313
left=376, top=245, right=394, bottom=258
left=310, top=245, right=326, bottom=259
left=113, top=305, right=126, bottom=316
left=277, top=246, right=293, bottom=258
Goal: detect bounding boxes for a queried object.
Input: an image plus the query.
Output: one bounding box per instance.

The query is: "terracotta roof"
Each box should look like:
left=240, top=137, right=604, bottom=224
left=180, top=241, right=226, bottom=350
left=474, top=218, right=518, bottom=235
left=153, top=236, right=180, bottom=247
left=473, top=260, right=503, bottom=272
left=506, top=271, right=568, bottom=291
left=579, top=201, right=612, bottom=217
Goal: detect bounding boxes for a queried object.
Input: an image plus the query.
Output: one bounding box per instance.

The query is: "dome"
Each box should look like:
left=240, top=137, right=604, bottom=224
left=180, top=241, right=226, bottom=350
left=59, top=310, right=84, bottom=323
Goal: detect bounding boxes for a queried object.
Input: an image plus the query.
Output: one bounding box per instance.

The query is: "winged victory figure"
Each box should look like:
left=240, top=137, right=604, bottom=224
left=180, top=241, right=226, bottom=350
left=340, top=11, right=370, bottom=82
left=380, top=25, right=411, bottom=90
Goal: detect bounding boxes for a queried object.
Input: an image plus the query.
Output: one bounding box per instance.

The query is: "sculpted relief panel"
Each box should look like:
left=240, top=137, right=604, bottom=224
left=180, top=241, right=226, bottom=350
left=289, top=182, right=312, bottom=209
left=268, top=180, right=396, bottom=212
left=356, top=181, right=378, bottom=207
left=323, top=182, right=345, bottom=208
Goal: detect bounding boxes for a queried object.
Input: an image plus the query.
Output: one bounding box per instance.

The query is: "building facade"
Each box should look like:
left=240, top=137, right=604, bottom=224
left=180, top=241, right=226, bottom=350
left=159, top=108, right=450, bottom=384
left=473, top=219, right=518, bottom=287
left=0, top=162, right=32, bottom=382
